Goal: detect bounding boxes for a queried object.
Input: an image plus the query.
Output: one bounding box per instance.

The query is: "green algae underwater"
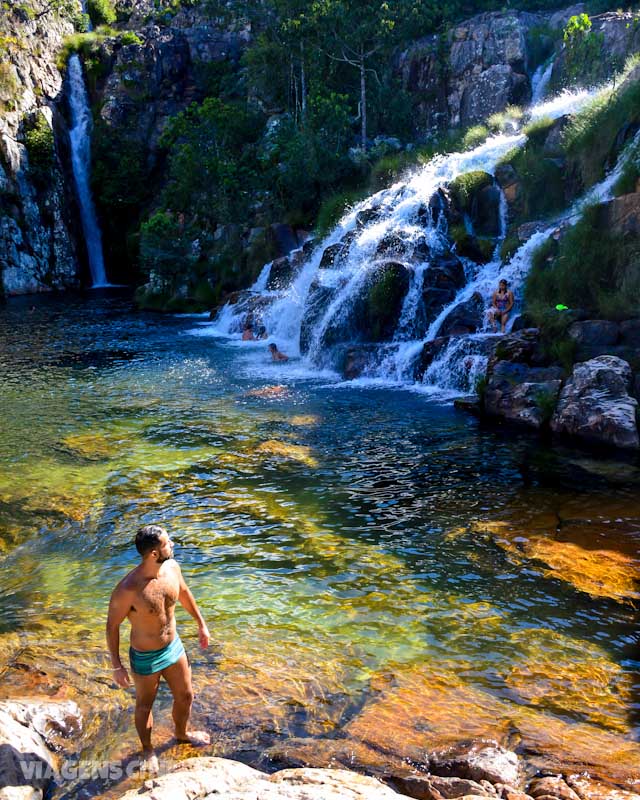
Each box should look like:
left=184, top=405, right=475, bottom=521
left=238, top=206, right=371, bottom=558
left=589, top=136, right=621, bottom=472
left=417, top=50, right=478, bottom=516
left=1, top=292, right=640, bottom=797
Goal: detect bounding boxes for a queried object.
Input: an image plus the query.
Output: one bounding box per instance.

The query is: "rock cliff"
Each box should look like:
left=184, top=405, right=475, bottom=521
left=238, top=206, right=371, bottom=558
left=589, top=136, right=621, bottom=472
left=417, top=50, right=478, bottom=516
left=0, top=1, right=79, bottom=296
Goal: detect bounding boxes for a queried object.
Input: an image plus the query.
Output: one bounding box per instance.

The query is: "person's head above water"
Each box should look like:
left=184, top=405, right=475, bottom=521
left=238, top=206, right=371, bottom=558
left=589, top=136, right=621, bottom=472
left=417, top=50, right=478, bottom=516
left=135, top=524, right=173, bottom=563
left=268, top=343, right=278, bottom=352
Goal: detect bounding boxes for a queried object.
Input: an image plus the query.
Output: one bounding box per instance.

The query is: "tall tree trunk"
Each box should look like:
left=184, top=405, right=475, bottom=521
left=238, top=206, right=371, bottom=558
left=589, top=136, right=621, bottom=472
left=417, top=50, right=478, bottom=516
left=360, top=56, right=367, bottom=150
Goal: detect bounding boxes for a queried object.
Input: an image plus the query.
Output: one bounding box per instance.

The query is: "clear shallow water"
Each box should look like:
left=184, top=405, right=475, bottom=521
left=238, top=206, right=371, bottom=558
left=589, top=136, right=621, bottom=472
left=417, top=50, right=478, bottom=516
left=1, top=293, right=640, bottom=791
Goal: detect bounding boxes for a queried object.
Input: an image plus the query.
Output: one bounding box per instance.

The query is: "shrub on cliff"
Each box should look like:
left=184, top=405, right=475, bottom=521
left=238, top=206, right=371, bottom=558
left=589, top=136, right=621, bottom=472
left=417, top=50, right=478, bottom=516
left=86, top=0, right=116, bottom=26
left=24, top=111, right=55, bottom=188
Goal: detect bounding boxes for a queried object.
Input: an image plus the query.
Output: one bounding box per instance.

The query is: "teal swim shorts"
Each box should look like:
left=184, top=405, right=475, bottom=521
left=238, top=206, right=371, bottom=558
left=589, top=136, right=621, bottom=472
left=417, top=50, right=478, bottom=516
left=129, top=636, right=186, bottom=675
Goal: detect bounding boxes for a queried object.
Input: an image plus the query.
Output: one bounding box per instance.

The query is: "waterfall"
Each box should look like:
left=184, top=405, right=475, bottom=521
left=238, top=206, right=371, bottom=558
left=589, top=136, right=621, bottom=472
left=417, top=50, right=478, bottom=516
left=531, top=58, right=555, bottom=105
left=205, top=79, right=620, bottom=394
left=68, top=54, right=108, bottom=288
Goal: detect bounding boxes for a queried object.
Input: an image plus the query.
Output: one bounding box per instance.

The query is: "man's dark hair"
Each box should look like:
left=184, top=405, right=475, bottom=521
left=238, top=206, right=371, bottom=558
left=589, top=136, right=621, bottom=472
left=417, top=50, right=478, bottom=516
left=135, top=524, right=167, bottom=555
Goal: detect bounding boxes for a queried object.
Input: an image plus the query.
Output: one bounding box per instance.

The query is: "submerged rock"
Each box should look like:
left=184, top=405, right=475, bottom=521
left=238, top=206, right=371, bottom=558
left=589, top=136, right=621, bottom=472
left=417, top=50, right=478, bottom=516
left=428, top=742, right=521, bottom=788
left=550, top=355, right=639, bottom=449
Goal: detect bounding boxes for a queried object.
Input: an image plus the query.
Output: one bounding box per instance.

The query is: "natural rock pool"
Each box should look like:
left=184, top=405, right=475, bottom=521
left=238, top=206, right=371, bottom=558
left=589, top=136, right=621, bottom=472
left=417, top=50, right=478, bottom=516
left=1, top=292, right=639, bottom=798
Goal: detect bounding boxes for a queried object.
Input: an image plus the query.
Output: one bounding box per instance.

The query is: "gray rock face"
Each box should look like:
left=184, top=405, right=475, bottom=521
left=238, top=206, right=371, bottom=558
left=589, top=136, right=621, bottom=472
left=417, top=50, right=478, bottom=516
left=429, top=742, right=521, bottom=788
left=484, top=361, right=564, bottom=429
left=115, top=756, right=401, bottom=800
left=568, top=320, right=620, bottom=346
left=0, top=3, right=79, bottom=296
left=551, top=355, right=640, bottom=449
left=437, top=291, right=485, bottom=337
left=397, top=11, right=542, bottom=134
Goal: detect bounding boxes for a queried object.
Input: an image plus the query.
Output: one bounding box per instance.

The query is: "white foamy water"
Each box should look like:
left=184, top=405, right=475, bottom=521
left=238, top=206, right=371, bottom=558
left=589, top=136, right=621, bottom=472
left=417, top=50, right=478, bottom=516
left=201, top=79, right=622, bottom=392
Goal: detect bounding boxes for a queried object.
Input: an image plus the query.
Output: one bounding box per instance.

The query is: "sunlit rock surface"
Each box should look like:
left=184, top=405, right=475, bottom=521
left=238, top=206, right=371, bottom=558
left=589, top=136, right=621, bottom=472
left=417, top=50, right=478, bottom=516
left=114, top=757, right=401, bottom=800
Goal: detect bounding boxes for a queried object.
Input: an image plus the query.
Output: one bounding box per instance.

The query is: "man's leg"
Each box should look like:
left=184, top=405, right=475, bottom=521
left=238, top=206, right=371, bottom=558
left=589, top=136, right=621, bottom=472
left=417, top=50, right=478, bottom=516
left=132, top=671, right=161, bottom=754
left=161, top=654, right=210, bottom=745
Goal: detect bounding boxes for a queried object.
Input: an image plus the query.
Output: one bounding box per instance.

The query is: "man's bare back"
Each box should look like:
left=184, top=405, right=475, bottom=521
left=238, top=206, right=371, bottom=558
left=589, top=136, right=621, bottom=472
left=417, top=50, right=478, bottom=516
left=106, top=525, right=211, bottom=765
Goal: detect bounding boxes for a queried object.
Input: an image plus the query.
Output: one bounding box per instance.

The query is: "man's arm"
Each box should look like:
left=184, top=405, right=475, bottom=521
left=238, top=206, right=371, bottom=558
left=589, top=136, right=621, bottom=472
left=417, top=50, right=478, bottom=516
left=176, top=564, right=210, bottom=649
left=106, top=586, right=133, bottom=688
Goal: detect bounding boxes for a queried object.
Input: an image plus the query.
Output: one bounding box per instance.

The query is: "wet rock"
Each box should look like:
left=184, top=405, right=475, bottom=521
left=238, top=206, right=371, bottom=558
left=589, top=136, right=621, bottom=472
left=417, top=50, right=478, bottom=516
left=484, top=361, right=564, bottom=429
left=459, top=64, right=528, bottom=126
left=495, top=788, right=532, bottom=800
left=422, top=255, right=466, bottom=326
left=491, top=329, right=542, bottom=365
left=299, top=282, right=335, bottom=354
left=597, top=191, right=640, bottom=236
left=516, top=222, right=548, bottom=243
left=319, top=243, right=345, bottom=269
left=115, top=756, right=402, bottom=800
left=356, top=208, right=381, bottom=228
left=550, top=356, right=639, bottom=449
left=269, top=224, right=299, bottom=256
left=565, top=775, right=640, bottom=800
left=528, top=777, right=580, bottom=800
left=437, top=292, right=485, bottom=337
left=266, top=256, right=298, bottom=291
left=429, top=742, right=521, bottom=788
left=376, top=233, right=411, bottom=259
left=567, top=320, right=619, bottom=347
left=415, top=337, right=450, bottom=381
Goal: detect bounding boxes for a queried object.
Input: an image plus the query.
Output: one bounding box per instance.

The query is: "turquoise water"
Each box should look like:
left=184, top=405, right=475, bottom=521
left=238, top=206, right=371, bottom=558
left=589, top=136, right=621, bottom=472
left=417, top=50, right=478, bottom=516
left=1, top=292, right=639, bottom=792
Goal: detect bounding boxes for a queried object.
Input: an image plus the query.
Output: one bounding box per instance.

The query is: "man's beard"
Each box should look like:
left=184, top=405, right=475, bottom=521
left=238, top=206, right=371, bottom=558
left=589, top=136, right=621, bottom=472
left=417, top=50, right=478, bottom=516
left=156, top=551, right=173, bottom=563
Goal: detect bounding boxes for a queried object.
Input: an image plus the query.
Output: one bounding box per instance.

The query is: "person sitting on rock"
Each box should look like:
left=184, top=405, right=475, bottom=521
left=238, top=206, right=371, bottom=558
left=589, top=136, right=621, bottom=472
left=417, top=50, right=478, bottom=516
left=269, top=342, right=289, bottom=362
left=490, top=279, right=514, bottom=333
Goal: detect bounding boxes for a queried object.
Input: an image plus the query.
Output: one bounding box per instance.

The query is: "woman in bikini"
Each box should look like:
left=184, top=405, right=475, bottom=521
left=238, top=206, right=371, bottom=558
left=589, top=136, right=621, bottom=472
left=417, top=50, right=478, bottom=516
left=490, top=279, right=514, bottom=333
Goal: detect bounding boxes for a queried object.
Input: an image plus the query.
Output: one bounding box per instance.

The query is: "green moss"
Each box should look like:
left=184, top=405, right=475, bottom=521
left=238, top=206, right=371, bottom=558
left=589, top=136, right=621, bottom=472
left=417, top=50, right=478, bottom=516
left=0, top=61, right=19, bottom=112
left=366, top=263, right=408, bottom=341
left=449, top=170, right=493, bottom=214
left=86, top=0, right=115, bottom=26
left=523, top=115, right=556, bottom=147
left=119, top=31, right=143, bottom=46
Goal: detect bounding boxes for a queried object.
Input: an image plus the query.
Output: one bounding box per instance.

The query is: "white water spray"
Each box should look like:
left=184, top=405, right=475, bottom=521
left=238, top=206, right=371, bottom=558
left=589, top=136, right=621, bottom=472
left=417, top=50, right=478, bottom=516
left=205, top=79, right=620, bottom=394
left=68, top=54, right=108, bottom=288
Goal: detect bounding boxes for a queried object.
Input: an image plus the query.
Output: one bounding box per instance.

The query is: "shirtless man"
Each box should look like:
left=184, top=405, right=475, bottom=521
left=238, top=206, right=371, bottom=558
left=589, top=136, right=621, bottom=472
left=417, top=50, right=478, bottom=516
left=268, top=342, right=289, bottom=362
left=106, top=525, right=211, bottom=769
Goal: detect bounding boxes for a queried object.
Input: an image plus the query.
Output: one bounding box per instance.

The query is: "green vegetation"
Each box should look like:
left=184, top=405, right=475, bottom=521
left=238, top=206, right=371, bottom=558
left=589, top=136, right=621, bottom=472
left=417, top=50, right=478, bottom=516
left=0, top=61, right=19, bottom=112
left=563, top=56, right=640, bottom=190
left=315, top=189, right=367, bottom=237
left=461, top=125, right=489, bottom=150
left=562, top=13, right=605, bottom=87
left=526, top=206, right=640, bottom=324
left=487, top=106, right=523, bottom=134
left=86, top=0, right=116, bottom=26
left=24, top=111, right=55, bottom=187
left=449, top=170, right=492, bottom=213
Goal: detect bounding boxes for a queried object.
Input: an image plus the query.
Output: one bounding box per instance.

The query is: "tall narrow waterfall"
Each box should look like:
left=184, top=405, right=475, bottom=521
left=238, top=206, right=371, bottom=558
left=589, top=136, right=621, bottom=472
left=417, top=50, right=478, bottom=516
left=204, top=77, right=630, bottom=395
left=68, top=54, right=108, bottom=288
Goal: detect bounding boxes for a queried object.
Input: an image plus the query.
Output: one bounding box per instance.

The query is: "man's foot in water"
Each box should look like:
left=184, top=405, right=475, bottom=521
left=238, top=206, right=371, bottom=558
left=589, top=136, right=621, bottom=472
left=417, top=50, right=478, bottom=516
left=175, top=730, right=211, bottom=746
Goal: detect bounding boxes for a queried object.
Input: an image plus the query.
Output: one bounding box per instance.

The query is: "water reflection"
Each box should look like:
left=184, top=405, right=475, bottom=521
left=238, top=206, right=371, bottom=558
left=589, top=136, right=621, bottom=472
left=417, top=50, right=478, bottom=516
left=0, top=293, right=639, bottom=795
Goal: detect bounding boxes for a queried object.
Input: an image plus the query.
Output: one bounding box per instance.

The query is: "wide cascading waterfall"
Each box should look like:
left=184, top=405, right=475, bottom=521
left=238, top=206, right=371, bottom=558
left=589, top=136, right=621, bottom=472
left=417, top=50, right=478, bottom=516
left=68, top=54, right=108, bottom=288
left=208, top=80, right=619, bottom=394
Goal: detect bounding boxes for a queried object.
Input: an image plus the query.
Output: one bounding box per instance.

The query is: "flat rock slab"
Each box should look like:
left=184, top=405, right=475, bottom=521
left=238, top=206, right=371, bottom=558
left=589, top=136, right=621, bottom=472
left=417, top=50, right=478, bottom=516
left=115, top=757, right=401, bottom=799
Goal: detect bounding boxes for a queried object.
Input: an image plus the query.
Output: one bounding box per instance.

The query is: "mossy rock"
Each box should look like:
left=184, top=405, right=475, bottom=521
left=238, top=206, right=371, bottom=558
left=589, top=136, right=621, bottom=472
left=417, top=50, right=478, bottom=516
left=449, top=225, right=496, bottom=264
left=364, top=262, right=411, bottom=342
left=448, top=171, right=493, bottom=215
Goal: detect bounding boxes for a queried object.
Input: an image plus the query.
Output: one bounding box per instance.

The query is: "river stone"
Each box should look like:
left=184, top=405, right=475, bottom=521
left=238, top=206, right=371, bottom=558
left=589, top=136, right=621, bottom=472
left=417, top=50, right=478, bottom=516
left=299, top=282, right=336, bottom=354
left=484, top=361, right=564, bottom=429
left=550, top=356, right=639, bottom=449
left=390, top=774, right=495, bottom=799
left=528, top=777, right=580, bottom=800
left=567, top=320, right=620, bottom=346
left=429, top=742, right=521, bottom=787
left=114, top=757, right=401, bottom=800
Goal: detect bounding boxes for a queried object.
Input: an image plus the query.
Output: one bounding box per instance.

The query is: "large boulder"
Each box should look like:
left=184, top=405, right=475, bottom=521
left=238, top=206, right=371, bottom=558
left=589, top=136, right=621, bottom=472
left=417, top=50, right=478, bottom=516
left=437, top=292, right=485, bottom=337
left=567, top=320, right=620, bottom=347
left=299, top=281, right=337, bottom=355
left=422, top=255, right=466, bottom=327
left=114, top=756, right=401, bottom=800
left=550, top=355, right=639, bottom=449
left=484, top=361, right=564, bottom=429
left=0, top=698, right=82, bottom=800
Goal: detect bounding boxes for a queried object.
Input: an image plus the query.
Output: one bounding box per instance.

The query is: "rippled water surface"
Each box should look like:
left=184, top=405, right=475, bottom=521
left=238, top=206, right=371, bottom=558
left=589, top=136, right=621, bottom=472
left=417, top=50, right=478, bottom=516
left=1, top=293, right=639, bottom=795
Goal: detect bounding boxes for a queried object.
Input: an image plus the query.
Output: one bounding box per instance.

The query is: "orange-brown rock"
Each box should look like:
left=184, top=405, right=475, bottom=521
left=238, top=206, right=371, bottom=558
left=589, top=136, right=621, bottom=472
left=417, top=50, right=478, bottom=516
left=566, top=775, right=640, bottom=800
left=528, top=776, right=581, bottom=800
